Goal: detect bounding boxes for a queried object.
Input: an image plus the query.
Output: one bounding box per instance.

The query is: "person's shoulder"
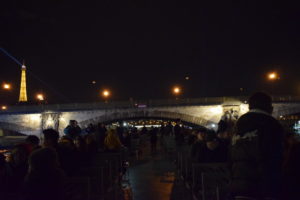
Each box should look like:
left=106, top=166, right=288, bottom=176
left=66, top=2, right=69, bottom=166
left=238, top=111, right=274, bottom=123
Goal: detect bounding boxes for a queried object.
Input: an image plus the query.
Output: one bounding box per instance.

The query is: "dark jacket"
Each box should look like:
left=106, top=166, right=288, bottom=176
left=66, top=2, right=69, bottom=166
left=230, top=109, right=284, bottom=199
left=23, top=169, right=66, bottom=200
left=195, top=141, right=228, bottom=163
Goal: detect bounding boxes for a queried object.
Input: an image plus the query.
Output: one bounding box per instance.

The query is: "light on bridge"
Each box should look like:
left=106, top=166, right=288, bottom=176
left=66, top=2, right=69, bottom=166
left=1, top=105, right=7, bottom=110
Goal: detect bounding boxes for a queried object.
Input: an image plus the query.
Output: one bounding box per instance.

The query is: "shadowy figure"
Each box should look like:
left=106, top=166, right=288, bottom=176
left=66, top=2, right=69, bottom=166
left=104, top=129, right=123, bottom=152
left=150, top=127, right=158, bottom=154
left=195, top=131, right=227, bottom=163
left=64, top=120, right=82, bottom=140
left=5, top=143, right=30, bottom=196
left=43, top=129, right=76, bottom=176
left=23, top=147, right=66, bottom=200
left=230, top=92, right=284, bottom=199
left=25, top=135, right=41, bottom=151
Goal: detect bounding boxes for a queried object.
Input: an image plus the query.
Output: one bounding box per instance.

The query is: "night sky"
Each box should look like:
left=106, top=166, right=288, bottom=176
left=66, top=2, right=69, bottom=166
left=1, top=1, right=300, bottom=104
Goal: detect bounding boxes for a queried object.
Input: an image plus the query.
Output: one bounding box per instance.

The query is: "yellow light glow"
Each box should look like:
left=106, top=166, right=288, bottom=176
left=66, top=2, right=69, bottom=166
left=1, top=106, right=7, bottom=110
left=173, top=86, right=181, bottom=95
left=36, top=94, right=44, bottom=101
left=102, top=90, right=110, bottom=98
left=3, top=83, right=11, bottom=90
left=239, top=104, right=249, bottom=115
left=30, top=114, right=41, bottom=122
left=268, top=72, right=278, bottom=80
left=210, top=106, right=223, bottom=114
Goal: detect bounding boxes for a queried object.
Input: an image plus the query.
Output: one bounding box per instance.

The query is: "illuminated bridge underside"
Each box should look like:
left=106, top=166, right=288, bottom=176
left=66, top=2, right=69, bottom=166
left=0, top=101, right=299, bottom=136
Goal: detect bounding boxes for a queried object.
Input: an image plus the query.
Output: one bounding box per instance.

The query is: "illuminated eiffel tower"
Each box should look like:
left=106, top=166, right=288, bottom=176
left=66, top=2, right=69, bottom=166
left=18, top=62, right=28, bottom=102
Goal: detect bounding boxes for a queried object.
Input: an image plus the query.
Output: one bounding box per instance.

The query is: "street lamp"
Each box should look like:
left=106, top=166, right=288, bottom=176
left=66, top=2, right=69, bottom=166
left=1, top=105, right=7, bottom=110
left=2, top=83, right=11, bottom=90
left=173, top=86, right=181, bottom=95
left=267, top=72, right=279, bottom=81
left=36, top=93, right=44, bottom=101
left=102, top=89, right=110, bottom=98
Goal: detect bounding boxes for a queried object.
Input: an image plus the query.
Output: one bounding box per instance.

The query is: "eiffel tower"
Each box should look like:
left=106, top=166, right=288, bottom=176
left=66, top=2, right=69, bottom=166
left=19, top=62, right=28, bottom=102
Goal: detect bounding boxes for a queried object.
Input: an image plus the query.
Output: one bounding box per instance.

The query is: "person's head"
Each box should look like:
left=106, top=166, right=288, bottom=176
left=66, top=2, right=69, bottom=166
left=206, top=132, right=219, bottom=150
left=25, top=135, right=40, bottom=148
left=249, top=92, right=273, bottom=114
left=9, top=143, right=30, bottom=166
left=69, top=120, right=77, bottom=127
left=43, top=129, right=59, bottom=147
left=28, top=147, right=59, bottom=172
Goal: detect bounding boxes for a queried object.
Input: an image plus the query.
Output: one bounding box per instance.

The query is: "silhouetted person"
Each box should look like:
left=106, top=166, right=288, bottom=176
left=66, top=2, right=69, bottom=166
left=174, top=123, right=184, bottom=146
left=121, top=131, right=131, bottom=149
left=25, top=135, right=41, bottom=151
left=165, top=122, right=173, bottom=136
left=43, top=129, right=76, bottom=176
left=187, top=130, right=197, bottom=146
left=195, top=132, right=227, bottom=163
left=104, top=130, right=123, bottom=152
left=85, top=123, right=96, bottom=134
left=23, top=148, right=66, bottom=200
left=85, top=134, right=98, bottom=155
left=96, top=123, right=107, bottom=149
left=190, top=128, right=207, bottom=162
left=64, top=120, right=82, bottom=140
left=5, top=143, right=30, bottom=195
left=230, top=92, right=284, bottom=199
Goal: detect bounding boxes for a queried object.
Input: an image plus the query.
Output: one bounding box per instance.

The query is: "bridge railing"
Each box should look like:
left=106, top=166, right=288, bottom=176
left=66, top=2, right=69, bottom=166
left=1, top=96, right=299, bottom=114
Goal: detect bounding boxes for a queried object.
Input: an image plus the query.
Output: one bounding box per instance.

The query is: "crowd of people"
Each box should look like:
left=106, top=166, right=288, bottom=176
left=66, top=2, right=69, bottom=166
left=0, top=120, right=154, bottom=200
left=0, top=92, right=299, bottom=199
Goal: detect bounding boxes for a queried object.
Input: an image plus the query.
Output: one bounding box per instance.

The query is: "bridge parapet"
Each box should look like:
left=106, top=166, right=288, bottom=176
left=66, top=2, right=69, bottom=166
left=0, top=96, right=250, bottom=114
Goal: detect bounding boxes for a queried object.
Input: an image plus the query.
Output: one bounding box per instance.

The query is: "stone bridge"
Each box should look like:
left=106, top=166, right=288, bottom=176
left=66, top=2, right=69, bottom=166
left=0, top=96, right=299, bottom=137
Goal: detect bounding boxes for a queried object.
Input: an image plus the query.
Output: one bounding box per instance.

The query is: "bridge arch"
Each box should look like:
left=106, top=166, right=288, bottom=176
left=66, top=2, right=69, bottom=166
left=79, top=110, right=214, bottom=128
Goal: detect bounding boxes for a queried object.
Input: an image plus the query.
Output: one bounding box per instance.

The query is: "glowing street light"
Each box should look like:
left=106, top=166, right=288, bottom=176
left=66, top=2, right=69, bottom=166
left=36, top=93, right=44, bottom=101
left=102, top=89, right=110, bottom=98
left=2, top=83, right=11, bottom=90
left=267, top=72, right=279, bottom=80
left=173, top=86, right=181, bottom=95
left=1, top=105, right=7, bottom=110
